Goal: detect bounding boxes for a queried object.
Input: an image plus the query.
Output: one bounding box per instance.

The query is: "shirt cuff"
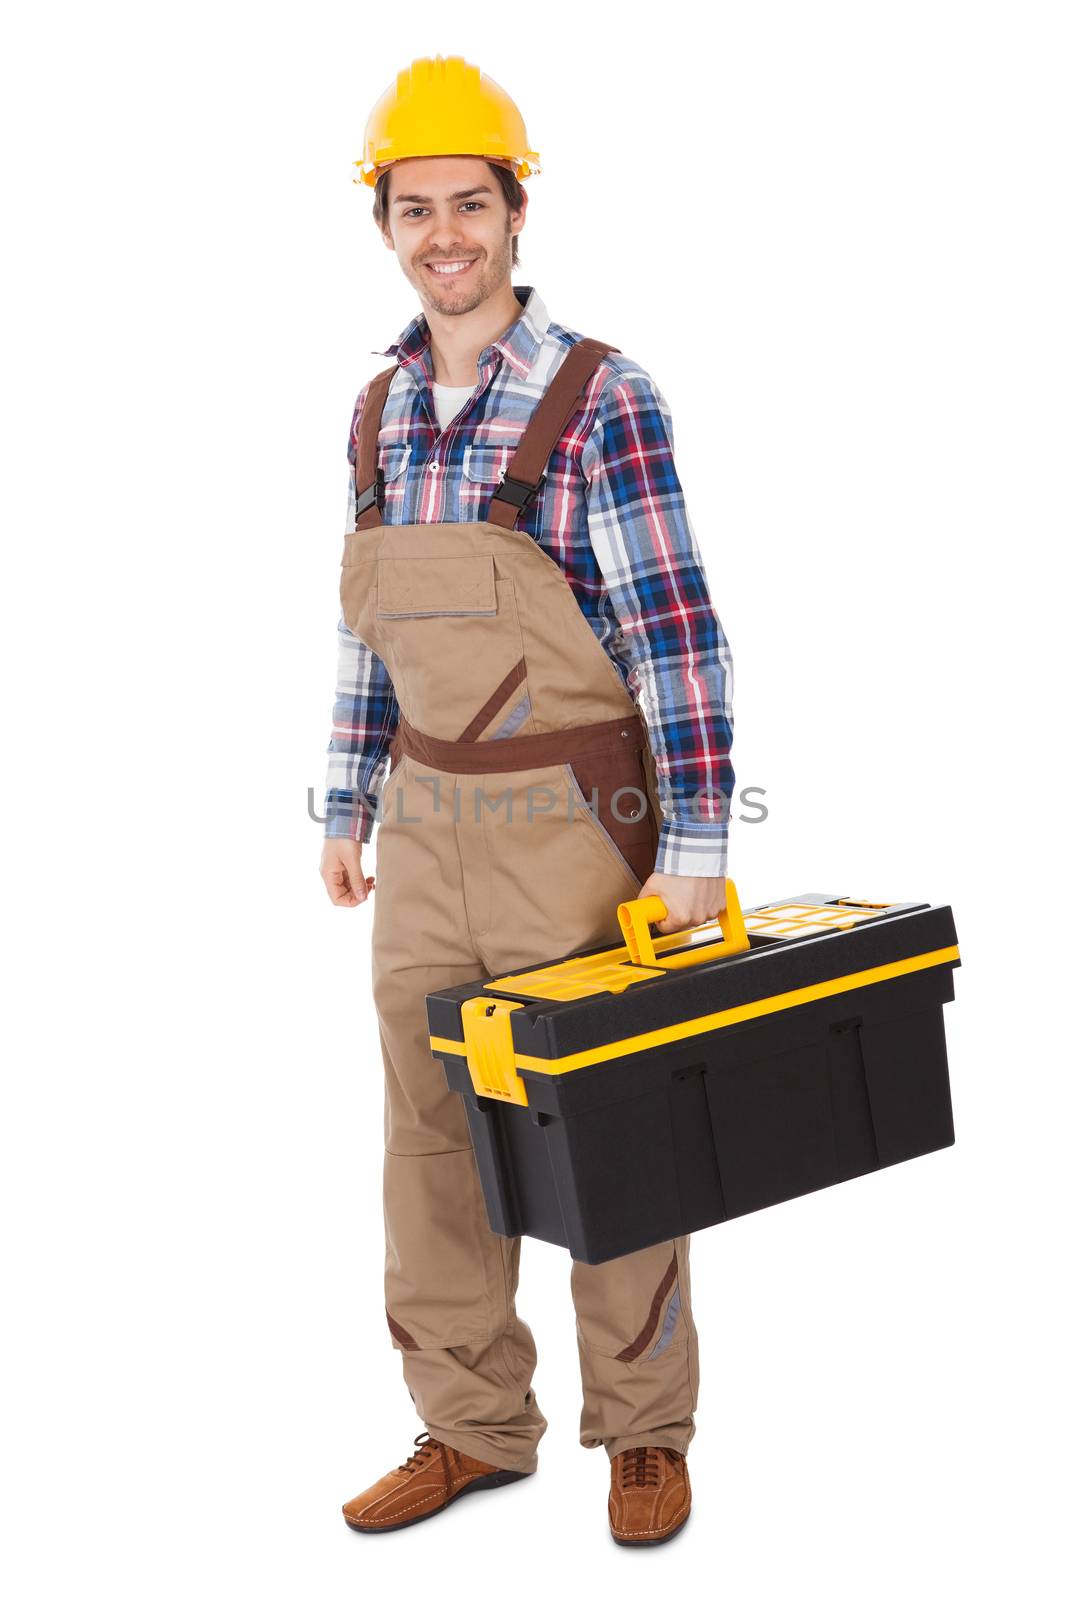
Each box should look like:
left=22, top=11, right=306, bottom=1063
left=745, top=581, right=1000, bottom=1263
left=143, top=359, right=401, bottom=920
left=654, top=820, right=729, bottom=879
left=324, top=793, right=376, bottom=844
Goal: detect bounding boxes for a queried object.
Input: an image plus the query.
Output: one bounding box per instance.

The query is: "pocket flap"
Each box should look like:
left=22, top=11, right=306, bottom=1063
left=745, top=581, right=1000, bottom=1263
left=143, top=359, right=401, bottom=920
left=377, top=444, right=412, bottom=482
left=377, top=555, right=498, bottom=617
left=462, top=444, right=512, bottom=483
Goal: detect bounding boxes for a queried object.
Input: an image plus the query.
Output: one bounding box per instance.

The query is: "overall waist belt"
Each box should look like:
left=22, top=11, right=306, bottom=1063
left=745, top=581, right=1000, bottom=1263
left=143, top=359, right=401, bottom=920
left=391, top=712, right=646, bottom=774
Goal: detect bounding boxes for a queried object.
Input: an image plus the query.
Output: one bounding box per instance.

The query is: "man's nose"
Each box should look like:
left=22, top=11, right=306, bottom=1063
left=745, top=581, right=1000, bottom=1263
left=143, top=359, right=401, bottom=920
left=427, top=225, right=474, bottom=255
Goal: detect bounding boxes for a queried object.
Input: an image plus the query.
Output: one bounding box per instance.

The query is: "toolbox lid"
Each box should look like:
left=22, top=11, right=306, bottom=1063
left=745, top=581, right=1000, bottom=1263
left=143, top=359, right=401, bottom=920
left=426, top=890, right=960, bottom=1086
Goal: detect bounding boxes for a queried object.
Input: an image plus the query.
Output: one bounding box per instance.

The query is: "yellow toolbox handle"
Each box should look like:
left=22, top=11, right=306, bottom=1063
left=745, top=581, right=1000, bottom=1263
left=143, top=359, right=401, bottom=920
left=617, top=879, right=750, bottom=971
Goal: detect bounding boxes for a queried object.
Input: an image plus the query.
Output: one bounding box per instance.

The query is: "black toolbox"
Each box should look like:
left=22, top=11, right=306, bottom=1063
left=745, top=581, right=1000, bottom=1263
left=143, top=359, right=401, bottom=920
left=425, top=885, right=960, bottom=1264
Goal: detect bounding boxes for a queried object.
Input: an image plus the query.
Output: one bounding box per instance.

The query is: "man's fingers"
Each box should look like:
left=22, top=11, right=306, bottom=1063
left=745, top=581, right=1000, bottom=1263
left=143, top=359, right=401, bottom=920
left=323, top=864, right=358, bottom=906
left=320, top=842, right=372, bottom=906
left=644, top=875, right=728, bottom=935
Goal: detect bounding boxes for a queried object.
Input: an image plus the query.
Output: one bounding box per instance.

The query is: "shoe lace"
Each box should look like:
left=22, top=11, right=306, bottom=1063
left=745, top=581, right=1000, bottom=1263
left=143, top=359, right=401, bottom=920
left=620, top=1446, right=680, bottom=1489
left=397, top=1431, right=440, bottom=1475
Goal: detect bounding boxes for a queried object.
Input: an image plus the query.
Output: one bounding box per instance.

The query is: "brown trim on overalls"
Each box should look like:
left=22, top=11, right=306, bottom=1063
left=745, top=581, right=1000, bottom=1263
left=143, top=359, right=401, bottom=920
left=613, top=1249, right=679, bottom=1362
left=392, top=711, right=658, bottom=885
left=386, top=1311, right=421, bottom=1351
left=457, top=659, right=529, bottom=742
left=391, top=710, right=645, bottom=772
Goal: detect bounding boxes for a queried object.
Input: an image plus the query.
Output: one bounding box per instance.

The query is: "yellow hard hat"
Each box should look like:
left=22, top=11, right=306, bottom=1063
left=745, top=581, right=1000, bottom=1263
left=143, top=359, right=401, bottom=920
left=353, top=55, right=541, bottom=187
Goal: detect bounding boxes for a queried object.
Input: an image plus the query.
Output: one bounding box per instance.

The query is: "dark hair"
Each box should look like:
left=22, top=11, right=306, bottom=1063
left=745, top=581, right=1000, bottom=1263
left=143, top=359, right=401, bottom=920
left=373, top=160, right=525, bottom=268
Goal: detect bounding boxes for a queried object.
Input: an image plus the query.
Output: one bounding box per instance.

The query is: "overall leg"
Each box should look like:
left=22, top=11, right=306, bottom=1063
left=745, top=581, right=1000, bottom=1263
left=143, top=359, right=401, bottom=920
left=473, top=757, right=701, bottom=1463
left=571, top=1235, right=698, bottom=1460
left=371, top=758, right=547, bottom=1475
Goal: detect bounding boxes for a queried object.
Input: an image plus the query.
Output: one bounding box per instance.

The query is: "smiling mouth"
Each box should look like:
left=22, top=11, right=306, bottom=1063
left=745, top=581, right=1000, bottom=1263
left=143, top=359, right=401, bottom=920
left=423, top=258, right=478, bottom=277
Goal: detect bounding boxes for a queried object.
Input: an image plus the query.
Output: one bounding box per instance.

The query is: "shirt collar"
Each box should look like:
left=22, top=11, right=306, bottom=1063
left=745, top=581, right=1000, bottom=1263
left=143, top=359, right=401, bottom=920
left=372, top=284, right=550, bottom=382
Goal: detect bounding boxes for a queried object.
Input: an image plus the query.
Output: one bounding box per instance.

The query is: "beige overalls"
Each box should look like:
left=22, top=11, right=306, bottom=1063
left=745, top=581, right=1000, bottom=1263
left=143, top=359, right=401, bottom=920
left=340, top=337, right=699, bottom=1475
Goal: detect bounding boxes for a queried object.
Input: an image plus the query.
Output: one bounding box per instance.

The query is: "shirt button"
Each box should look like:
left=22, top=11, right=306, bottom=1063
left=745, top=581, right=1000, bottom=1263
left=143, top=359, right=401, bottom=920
left=428, top=461, right=440, bottom=473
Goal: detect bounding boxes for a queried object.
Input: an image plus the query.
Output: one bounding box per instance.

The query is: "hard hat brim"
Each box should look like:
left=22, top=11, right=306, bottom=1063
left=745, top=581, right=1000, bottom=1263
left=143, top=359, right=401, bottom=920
left=353, top=151, right=541, bottom=187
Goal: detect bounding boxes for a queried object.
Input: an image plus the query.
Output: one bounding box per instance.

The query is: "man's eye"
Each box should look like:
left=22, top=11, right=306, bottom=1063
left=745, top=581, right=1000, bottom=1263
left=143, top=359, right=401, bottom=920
left=402, top=202, right=483, bottom=219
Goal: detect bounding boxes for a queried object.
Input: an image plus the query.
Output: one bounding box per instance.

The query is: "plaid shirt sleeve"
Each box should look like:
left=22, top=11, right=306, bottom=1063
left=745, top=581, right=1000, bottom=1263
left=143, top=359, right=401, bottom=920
left=580, top=371, right=735, bottom=879
left=323, top=387, right=400, bottom=843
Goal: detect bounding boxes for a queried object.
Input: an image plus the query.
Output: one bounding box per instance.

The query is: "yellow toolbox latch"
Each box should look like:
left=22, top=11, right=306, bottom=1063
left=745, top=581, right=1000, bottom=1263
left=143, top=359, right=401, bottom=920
left=460, top=997, right=528, bottom=1107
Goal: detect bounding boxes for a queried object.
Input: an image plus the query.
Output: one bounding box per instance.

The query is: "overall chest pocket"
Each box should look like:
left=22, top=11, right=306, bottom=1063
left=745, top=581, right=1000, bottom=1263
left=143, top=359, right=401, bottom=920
left=372, top=555, right=530, bottom=740
left=377, top=555, right=496, bottom=617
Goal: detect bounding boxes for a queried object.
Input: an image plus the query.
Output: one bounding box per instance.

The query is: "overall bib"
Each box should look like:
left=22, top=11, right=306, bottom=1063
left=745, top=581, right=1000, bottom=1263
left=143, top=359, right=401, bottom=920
left=340, top=338, right=699, bottom=1474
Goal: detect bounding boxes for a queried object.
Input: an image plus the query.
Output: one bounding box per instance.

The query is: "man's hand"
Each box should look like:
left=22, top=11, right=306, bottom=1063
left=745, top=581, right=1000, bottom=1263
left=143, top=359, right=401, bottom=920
left=320, top=838, right=375, bottom=907
left=635, top=872, right=727, bottom=934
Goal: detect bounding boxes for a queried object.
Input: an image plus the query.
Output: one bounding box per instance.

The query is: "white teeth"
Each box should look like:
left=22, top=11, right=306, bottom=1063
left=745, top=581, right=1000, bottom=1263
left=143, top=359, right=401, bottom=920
left=428, top=260, right=473, bottom=274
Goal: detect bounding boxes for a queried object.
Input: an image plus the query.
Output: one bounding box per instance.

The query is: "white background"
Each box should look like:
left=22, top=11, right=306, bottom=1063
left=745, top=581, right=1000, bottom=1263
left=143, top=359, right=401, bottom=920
left=2, top=2, right=1064, bottom=1595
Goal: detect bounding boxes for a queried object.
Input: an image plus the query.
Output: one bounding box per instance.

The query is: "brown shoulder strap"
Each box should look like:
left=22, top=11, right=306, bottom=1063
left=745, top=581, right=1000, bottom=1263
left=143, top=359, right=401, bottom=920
left=486, top=337, right=619, bottom=529
left=353, top=365, right=399, bottom=530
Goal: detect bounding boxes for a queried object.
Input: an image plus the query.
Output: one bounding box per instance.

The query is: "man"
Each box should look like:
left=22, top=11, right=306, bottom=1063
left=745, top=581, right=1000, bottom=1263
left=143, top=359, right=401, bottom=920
left=321, top=55, right=734, bottom=1546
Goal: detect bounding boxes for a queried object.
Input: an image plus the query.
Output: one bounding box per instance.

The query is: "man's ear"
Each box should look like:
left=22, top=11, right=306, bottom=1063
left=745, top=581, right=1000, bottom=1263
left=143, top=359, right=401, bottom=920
left=379, top=221, right=396, bottom=254
left=510, top=189, right=529, bottom=237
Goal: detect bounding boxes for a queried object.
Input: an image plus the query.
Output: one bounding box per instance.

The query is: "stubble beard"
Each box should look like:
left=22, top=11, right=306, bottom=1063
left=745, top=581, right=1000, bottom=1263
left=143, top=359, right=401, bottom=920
left=413, top=227, right=513, bottom=317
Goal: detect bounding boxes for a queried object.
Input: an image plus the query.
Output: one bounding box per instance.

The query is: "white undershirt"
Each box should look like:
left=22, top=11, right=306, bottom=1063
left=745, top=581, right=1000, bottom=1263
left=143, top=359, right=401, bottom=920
left=433, top=382, right=477, bottom=430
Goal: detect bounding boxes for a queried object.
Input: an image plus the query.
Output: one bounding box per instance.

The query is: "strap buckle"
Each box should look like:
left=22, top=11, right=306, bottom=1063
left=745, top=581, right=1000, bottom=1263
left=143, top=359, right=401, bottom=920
left=492, top=471, right=546, bottom=512
left=354, top=468, right=385, bottom=519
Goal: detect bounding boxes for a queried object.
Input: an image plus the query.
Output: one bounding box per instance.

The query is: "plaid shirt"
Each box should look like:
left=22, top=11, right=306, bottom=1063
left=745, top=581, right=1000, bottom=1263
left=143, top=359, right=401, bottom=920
left=325, top=285, right=735, bottom=877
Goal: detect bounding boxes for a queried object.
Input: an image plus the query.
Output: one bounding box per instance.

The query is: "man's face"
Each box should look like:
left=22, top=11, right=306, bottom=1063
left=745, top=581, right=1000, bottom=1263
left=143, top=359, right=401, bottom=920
left=381, top=156, right=525, bottom=316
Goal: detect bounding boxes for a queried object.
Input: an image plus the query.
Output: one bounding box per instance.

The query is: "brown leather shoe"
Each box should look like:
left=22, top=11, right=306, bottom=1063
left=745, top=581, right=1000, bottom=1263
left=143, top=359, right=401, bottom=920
left=608, top=1445, right=691, bottom=1546
left=342, top=1431, right=534, bottom=1534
